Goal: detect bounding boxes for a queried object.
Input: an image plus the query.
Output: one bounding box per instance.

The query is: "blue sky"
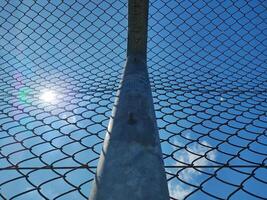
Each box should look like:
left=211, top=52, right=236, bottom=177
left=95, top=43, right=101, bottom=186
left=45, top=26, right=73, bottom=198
left=0, top=0, right=267, bottom=199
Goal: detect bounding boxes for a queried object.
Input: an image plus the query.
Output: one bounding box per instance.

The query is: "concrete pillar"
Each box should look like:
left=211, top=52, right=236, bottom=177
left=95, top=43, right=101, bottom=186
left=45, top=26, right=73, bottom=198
left=89, top=0, right=169, bottom=199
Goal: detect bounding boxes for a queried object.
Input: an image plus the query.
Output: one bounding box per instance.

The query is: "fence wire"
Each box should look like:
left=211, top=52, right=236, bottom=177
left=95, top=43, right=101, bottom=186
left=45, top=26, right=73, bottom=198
left=0, top=0, right=266, bottom=200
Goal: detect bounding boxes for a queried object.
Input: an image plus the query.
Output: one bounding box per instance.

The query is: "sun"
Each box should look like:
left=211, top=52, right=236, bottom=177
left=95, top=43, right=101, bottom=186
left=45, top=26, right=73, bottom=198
left=39, top=90, right=57, bottom=103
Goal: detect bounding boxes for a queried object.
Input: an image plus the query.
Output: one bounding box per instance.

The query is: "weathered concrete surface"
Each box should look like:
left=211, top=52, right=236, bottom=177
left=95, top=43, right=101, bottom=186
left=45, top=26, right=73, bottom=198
left=89, top=57, right=169, bottom=200
left=89, top=0, right=169, bottom=199
left=127, top=0, right=149, bottom=59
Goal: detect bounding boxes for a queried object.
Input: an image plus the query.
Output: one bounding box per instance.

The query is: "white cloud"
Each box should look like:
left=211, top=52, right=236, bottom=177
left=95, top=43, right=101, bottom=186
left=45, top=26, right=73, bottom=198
left=169, top=183, right=192, bottom=200
left=168, top=139, right=216, bottom=199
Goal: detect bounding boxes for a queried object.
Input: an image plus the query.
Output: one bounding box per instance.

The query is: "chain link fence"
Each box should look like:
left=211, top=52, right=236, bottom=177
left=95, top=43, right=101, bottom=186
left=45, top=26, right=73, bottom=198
left=0, top=0, right=266, bottom=199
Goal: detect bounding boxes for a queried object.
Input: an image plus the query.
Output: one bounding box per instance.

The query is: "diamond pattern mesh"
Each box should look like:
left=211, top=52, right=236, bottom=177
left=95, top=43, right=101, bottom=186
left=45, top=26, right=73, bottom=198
left=0, top=0, right=266, bottom=200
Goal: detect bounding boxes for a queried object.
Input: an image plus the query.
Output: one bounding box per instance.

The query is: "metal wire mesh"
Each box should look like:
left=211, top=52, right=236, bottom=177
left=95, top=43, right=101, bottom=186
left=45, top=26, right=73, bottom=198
left=0, top=0, right=266, bottom=199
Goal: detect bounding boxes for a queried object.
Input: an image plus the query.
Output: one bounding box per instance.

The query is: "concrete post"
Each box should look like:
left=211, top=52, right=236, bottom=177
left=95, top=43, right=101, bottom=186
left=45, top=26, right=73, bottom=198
left=89, top=0, right=169, bottom=199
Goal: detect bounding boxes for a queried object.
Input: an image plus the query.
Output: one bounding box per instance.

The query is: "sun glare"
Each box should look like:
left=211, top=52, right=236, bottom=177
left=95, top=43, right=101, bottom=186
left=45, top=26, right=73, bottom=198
left=40, top=90, right=57, bottom=103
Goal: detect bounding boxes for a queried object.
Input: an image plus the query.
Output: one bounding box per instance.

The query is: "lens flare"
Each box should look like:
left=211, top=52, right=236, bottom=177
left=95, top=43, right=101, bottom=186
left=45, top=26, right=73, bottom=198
left=18, top=87, right=32, bottom=103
